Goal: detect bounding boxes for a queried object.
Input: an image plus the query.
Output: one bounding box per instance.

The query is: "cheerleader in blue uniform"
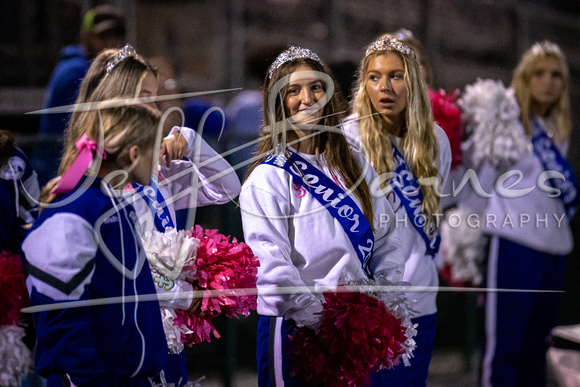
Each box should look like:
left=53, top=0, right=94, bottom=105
left=22, top=104, right=169, bottom=386
left=47, top=45, right=241, bottom=385
left=473, top=41, right=577, bottom=387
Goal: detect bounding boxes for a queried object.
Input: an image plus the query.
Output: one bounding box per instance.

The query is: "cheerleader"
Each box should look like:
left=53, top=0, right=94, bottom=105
left=22, top=105, right=169, bottom=386
left=239, top=46, right=405, bottom=386
left=343, top=35, right=452, bottom=385
left=465, top=41, right=577, bottom=387
left=46, top=44, right=241, bottom=385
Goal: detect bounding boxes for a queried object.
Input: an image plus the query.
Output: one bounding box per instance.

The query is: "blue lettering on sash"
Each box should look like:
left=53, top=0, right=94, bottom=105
left=531, top=118, right=579, bottom=221
left=389, top=143, right=440, bottom=258
left=135, top=178, right=175, bottom=232
left=263, top=151, right=374, bottom=275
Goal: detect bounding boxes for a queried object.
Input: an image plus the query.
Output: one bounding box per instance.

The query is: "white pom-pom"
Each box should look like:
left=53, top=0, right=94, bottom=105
left=441, top=208, right=487, bottom=285
left=0, top=325, right=33, bottom=387
left=459, top=79, right=529, bottom=170
left=141, top=228, right=200, bottom=280
left=160, top=306, right=193, bottom=354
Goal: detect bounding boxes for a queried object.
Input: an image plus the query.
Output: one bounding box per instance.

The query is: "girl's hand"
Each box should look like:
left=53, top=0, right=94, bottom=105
left=187, top=281, right=205, bottom=316
left=159, top=131, right=188, bottom=167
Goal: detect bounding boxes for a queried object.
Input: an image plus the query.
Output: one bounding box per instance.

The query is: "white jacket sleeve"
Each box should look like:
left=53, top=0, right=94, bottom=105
left=368, top=196, right=406, bottom=282
left=151, top=272, right=195, bottom=310
left=240, top=183, right=323, bottom=329
left=161, top=126, right=241, bottom=210
left=436, top=125, right=452, bottom=197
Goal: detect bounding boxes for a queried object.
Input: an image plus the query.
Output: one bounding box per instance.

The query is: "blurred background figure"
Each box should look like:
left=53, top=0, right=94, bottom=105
left=148, top=56, right=185, bottom=135
left=224, top=43, right=286, bottom=178
left=0, top=130, right=39, bottom=255
left=0, top=130, right=41, bottom=386
left=456, top=40, right=575, bottom=387
left=32, top=3, right=126, bottom=186
left=481, top=41, right=576, bottom=387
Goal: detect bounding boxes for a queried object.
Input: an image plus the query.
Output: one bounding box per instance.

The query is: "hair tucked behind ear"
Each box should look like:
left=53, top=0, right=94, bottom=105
left=59, top=48, right=157, bottom=175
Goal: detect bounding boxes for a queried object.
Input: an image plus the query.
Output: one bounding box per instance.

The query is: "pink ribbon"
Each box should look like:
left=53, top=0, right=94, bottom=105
left=54, top=134, right=106, bottom=194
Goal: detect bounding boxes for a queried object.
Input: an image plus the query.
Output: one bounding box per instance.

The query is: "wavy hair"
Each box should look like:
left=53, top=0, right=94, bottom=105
left=352, top=47, right=441, bottom=233
left=511, top=41, right=571, bottom=146
left=59, top=48, right=157, bottom=175
left=245, top=55, right=375, bottom=229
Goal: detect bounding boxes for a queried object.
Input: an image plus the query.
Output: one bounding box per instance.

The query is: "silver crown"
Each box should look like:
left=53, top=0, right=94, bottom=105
left=268, top=46, right=322, bottom=79
left=530, top=40, right=563, bottom=57
left=365, top=36, right=416, bottom=59
left=106, top=44, right=137, bottom=73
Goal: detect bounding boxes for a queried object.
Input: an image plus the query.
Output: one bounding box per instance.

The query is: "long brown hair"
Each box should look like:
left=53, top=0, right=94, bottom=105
left=352, top=43, right=441, bottom=234
left=245, top=56, right=375, bottom=229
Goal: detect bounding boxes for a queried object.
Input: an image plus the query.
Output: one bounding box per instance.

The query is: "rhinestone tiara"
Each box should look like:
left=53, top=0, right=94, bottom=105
left=530, top=40, right=563, bottom=57
left=365, top=36, right=416, bottom=59
left=106, top=44, right=137, bottom=73
left=268, top=46, right=323, bottom=79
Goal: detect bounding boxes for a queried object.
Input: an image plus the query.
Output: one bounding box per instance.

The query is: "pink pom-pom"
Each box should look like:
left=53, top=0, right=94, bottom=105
left=175, top=225, right=259, bottom=346
left=430, top=89, right=463, bottom=169
left=186, top=225, right=259, bottom=319
left=174, top=309, right=221, bottom=345
left=291, top=289, right=408, bottom=387
left=0, top=251, right=29, bottom=326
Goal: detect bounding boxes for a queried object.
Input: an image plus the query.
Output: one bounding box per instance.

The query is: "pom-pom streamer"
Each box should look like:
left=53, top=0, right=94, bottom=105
left=290, top=277, right=417, bottom=387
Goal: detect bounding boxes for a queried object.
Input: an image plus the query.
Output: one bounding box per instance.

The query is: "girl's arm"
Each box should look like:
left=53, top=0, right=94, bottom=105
left=368, top=197, right=406, bottom=282
left=160, top=126, right=241, bottom=210
left=435, top=125, right=452, bottom=193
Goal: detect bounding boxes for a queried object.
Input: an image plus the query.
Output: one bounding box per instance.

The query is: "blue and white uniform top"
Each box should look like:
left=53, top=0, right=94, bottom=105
left=342, top=117, right=452, bottom=317
left=22, top=177, right=169, bottom=385
left=240, top=148, right=405, bottom=329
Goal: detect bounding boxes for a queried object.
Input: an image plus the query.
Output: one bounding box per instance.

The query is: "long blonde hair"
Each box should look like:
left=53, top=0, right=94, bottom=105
left=511, top=41, right=571, bottom=146
left=352, top=44, right=440, bottom=233
left=245, top=55, right=375, bottom=230
left=59, top=48, right=157, bottom=175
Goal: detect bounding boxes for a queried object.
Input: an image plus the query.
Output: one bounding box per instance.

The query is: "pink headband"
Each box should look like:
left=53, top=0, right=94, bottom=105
left=54, top=134, right=106, bottom=194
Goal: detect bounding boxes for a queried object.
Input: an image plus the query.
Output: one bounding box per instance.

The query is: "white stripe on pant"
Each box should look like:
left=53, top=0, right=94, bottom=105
left=482, top=235, right=500, bottom=387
